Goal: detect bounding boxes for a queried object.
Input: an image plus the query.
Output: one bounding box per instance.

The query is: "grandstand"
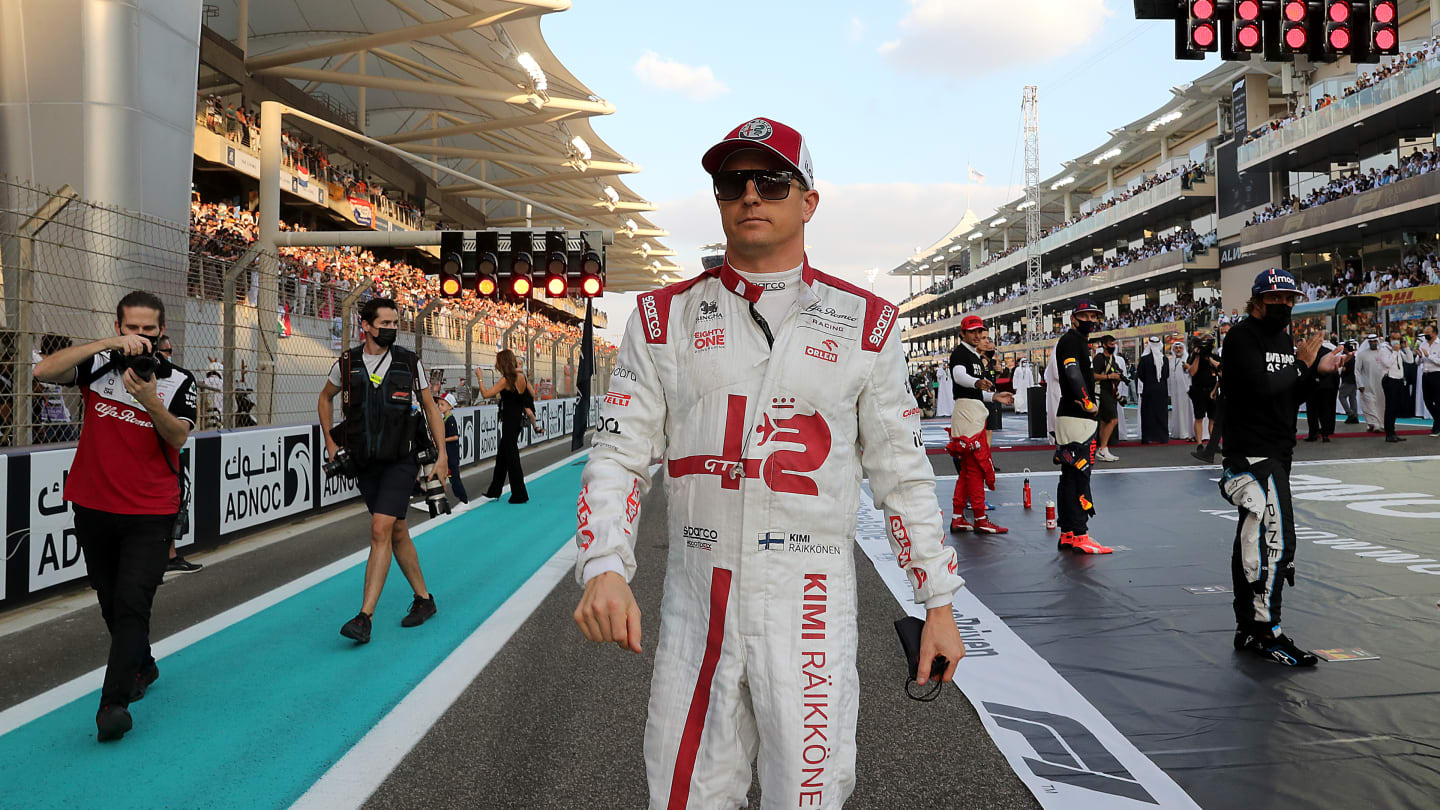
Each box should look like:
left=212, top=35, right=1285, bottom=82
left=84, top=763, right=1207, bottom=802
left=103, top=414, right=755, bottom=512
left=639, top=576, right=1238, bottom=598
left=2, top=0, right=672, bottom=447
left=893, top=7, right=1440, bottom=372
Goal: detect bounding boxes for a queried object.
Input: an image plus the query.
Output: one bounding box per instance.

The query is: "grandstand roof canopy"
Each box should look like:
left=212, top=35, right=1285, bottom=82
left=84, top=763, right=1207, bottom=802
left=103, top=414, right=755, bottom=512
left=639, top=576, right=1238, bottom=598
left=201, top=0, right=679, bottom=291
left=890, top=60, right=1274, bottom=278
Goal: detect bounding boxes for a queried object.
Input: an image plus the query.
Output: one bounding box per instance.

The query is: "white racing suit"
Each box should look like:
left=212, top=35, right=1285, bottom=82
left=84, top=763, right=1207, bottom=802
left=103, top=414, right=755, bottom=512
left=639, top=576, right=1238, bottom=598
left=576, top=259, right=964, bottom=810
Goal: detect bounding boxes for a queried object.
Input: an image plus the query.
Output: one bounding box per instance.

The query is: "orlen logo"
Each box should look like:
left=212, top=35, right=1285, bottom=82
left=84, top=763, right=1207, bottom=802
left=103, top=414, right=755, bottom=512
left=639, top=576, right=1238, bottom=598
left=693, top=328, right=726, bottom=351
left=641, top=294, right=663, bottom=340
left=890, top=515, right=913, bottom=568
left=868, top=303, right=896, bottom=348
left=805, top=345, right=838, bottom=364
left=604, top=392, right=631, bottom=407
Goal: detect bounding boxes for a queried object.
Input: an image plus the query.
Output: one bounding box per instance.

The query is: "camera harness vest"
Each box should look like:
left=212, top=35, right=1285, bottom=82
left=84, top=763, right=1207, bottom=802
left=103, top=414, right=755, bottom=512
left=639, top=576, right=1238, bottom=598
left=341, top=344, right=420, bottom=464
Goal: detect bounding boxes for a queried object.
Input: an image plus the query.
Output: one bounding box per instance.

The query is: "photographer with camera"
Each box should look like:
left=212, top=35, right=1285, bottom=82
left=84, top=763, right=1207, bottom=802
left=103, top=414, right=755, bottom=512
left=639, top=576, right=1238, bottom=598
left=1187, top=334, right=1220, bottom=448
left=318, top=298, right=445, bottom=644
left=34, top=291, right=198, bottom=742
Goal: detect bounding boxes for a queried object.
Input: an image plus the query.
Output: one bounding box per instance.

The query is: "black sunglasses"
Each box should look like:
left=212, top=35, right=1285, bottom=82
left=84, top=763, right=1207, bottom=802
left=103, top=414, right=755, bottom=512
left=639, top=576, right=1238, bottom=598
left=713, top=169, right=803, bottom=202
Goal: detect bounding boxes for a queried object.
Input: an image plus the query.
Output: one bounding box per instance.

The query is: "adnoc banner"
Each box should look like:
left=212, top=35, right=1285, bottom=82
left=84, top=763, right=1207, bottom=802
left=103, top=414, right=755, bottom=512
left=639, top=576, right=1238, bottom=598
left=218, top=427, right=315, bottom=534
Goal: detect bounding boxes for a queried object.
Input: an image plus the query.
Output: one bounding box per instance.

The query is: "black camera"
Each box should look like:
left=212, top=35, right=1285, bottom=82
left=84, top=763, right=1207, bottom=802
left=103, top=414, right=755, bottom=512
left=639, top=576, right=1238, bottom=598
left=323, top=447, right=358, bottom=479
left=414, top=445, right=451, bottom=518
left=113, top=338, right=163, bottom=381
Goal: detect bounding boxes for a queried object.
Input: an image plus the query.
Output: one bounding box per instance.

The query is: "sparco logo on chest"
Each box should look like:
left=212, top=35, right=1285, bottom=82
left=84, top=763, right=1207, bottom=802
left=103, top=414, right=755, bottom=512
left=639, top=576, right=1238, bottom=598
left=868, top=305, right=895, bottom=347
left=641, top=295, right=662, bottom=339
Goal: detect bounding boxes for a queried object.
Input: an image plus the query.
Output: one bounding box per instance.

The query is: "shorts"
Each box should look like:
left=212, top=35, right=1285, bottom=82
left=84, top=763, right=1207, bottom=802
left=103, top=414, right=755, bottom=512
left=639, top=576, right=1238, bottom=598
left=356, top=460, right=420, bottom=519
left=1190, top=389, right=1214, bottom=419
left=1098, top=392, right=1118, bottom=422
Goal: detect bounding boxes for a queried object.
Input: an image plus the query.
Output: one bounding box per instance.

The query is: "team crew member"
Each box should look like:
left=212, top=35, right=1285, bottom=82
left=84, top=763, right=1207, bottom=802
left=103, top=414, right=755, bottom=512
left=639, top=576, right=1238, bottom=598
left=1092, top=335, right=1123, bottom=461
left=319, top=298, right=445, bottom=644
left=34, top=291, right=198, bottom=742
left=480, top=349, right=542, bottom=503
left=946, top=316, right=1014, bottom=534
left=1051, top=299, right=1112, bottom=554
left=1304, top=337, right=1340, bottom=443
left=1421, top=325, right=1440, bottom=436
left=1338, top=342, right=1360, bottom=424
left=572, top=117, right=966, bottom=809
left=1219, top=270, right=1347, bottom=667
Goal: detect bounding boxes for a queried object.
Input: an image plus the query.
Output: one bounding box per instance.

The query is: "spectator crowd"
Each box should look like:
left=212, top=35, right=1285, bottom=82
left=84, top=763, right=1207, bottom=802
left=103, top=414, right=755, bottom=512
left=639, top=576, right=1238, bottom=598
left=1246, top=146, right=1440, bottom=226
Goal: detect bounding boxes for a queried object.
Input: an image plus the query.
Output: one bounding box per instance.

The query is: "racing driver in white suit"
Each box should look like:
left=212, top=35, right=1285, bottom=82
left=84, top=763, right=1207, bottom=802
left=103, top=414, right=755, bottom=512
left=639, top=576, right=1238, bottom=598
left=573, top=117, right=967, bottom=809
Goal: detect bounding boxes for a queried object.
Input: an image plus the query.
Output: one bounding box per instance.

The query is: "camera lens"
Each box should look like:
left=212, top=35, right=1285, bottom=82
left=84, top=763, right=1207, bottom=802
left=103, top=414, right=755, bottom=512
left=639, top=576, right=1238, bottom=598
left=129, top=354, right=158, bottom=381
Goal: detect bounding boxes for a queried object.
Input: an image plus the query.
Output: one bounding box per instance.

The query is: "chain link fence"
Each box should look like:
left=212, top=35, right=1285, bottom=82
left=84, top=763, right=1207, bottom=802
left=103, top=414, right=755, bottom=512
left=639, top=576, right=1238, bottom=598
left=1, top=176, right=612, bottom=449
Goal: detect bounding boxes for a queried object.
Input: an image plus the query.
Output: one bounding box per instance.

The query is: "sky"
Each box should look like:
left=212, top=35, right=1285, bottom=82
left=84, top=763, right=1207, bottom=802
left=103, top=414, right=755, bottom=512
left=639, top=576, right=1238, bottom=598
left=543, top=0, right=1214, bottom=343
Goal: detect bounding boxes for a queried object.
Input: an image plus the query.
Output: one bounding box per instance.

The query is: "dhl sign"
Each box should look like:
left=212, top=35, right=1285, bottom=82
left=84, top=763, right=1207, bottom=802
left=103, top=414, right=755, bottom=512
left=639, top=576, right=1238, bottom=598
left=1375, top=285, right=1440, bottom=307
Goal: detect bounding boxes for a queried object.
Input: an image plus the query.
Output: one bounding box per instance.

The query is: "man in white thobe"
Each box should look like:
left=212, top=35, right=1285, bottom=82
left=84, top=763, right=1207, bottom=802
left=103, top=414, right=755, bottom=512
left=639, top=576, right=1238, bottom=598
left=1354, top=334, right=1385, bottom=432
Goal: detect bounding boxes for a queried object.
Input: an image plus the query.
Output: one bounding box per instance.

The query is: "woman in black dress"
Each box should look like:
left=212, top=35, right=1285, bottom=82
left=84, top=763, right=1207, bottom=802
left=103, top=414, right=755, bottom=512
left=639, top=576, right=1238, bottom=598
left=479, top=349, right=541, bottom=502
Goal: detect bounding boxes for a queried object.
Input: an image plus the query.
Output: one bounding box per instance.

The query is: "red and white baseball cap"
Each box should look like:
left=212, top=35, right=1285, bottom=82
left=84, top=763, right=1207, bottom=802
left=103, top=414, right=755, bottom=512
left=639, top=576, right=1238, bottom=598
left=702, top=117, right=815, bottom=189
left=960, top=315, right=985, bottom=332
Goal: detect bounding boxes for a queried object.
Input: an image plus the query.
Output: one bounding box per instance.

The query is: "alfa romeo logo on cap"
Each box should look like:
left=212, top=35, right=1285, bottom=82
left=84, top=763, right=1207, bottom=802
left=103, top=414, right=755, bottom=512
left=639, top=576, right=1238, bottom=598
left=738, top=119, right=773, bottom=140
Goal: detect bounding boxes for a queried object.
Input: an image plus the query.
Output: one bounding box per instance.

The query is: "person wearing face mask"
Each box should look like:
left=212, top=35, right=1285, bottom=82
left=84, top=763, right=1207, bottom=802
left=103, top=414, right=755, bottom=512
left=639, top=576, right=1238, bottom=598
left=318, top=297, right=447, bottom=644
left=1218, top=269, right=1347, bottom=667
left=1378, top=334, right=1407, bottom=442
left=1051, top=299, right=1112, bottom=554
left=1091, top=334, right=1124, bottom=462
left=1421, top=324, right=1440, bottom=436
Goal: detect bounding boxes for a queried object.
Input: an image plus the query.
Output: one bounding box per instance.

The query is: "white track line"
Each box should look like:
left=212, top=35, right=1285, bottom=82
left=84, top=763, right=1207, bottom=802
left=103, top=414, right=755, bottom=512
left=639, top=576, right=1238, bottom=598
left=935, top=454, right=1440, bottom=481
left=0, top=449, right=589, bottom=739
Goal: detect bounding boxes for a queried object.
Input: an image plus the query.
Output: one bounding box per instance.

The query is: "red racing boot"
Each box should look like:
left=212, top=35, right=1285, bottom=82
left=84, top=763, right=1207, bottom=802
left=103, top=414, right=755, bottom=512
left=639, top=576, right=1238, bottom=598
left=950, top=515, right=974, bottom=533
left=972, top=516, right=1008, bottom=534
left=1067, top=534, right=1114, bottom=554
left=1057, top=531, right=1076, bottom=551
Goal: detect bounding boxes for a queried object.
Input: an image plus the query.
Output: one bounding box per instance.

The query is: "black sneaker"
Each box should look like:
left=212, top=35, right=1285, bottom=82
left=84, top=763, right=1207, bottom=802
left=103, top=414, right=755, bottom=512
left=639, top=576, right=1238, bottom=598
left=166, top=556, right=203, bottom=573
left=96, top=705, right=132, bottom=742
left=340, top=612, right=372, bottom=644
left=1234, top=629, right=1318, bottom=667
left=130, top=661, right=159, bottom=703
left=401, top=594, right=437, bottom=628
left=1191, top=447, right=1215, bottom=464
left=1344, top=416, right=1360, bottom=424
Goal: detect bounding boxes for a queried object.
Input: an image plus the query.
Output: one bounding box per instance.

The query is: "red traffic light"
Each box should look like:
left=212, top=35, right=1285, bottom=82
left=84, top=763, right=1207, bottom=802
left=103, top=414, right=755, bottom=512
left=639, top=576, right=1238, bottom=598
left=440, top=274, right=462, bottom=297
left=546, top=275, right=567, bottom=297
left=477, top=276, right=497, bottom=297
left=1374, top=25, right=1397, bottom=50
left=1285, top=24, right=1308, bottom=50
left=581, top=276, right=602, bottom=297
left=1283, top=0, right=1306, bottom=21
left=1328, top=1, right=1350, bottom=22
left=1191, top=22, right=1216, bottom=48
left=1237, top=22, right=1262, bottom=49
left=1329, top=25, right=1352, bottom=49
left=1236, top=0, right=1260, bottom=20
left=1374, top=1, right=1396, bottom=24
left=1191, top=0, right=1215, bottom=19
left=510, top=275, right=532, bottom=297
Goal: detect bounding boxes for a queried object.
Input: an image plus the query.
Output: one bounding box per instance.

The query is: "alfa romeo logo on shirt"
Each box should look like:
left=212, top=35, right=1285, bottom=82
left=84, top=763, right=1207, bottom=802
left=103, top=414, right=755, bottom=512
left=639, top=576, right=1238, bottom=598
left=738, top=119, right=773, bottom=140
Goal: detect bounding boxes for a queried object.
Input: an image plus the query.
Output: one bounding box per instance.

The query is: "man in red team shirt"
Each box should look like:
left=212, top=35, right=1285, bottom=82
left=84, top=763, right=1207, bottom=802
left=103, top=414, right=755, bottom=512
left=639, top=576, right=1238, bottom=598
left=35, top=291, right=198, bottom=742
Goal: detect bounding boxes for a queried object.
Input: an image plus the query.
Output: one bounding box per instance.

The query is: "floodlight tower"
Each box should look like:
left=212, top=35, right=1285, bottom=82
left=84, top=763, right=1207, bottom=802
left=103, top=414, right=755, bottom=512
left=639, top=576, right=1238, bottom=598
left=1023, top=86, right=1042, bottom=339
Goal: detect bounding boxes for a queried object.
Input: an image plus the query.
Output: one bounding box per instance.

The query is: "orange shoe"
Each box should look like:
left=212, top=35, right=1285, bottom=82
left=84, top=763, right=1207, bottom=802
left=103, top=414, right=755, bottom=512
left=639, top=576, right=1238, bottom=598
left=972, top=517, right=1009, bottom=534
left=950, top=516, right=973, bottom=533
left=1057, top=531, right=1076, bottom=551
left=1068, top=534, right=1114, bottom=554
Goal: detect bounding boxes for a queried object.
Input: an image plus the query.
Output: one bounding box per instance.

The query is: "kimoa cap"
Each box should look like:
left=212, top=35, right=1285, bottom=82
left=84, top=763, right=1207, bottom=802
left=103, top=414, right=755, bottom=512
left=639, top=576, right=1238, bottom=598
left=702, top=117, right=814, bottom=189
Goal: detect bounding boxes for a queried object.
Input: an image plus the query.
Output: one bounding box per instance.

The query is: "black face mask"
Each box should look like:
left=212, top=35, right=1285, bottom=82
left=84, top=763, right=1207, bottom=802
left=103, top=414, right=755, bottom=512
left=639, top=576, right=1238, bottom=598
left=1260, top=303, right=1292, bottom=334
left=373, top=327, right=398, bottom=348
left=1075, top=319, right=1097, bottom=336
left=1104, top=345, right=1115, bottom=354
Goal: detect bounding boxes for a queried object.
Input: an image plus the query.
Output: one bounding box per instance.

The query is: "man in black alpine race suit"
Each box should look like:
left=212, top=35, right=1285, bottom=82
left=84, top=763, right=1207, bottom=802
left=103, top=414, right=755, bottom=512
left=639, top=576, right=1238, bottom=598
left=1219, top=269, right=1347, bottom=666
left=1051, top=299, right=1113, bottom=554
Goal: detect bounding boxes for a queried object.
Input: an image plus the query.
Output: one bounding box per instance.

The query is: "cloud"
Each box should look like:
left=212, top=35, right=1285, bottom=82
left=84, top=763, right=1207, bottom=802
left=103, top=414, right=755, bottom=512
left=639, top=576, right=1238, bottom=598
left=631, top=51, right=730, bottom=101
left=595, top=181, right=1020, bottom=344
left=880, top=0, right=1112, bottom=75
left=850, top=15, right=865, bottom=41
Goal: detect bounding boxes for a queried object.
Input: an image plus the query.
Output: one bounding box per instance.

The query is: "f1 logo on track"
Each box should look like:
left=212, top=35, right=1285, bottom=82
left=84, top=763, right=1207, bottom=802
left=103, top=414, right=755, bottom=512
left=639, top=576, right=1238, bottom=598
left=982, top=702, right=1158, bottom=805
